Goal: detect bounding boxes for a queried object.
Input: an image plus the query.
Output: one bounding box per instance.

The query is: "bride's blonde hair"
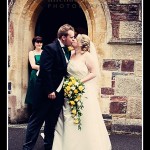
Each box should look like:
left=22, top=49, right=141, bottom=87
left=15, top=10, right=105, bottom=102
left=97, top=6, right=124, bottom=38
left=76, top=34, right=90, bottom=54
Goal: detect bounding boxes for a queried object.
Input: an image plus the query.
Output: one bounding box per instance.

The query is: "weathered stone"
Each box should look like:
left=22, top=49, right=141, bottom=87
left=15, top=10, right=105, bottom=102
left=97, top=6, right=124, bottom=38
left=112, top=80, right=115, bottom=88
left=111, top=21, right=120, bottom=38
left=128, top=4, right=139, bottom=11
left=127, top=14, right=139, bottom=21
left=101, top=87, right=114, bottom=95
left=112, top=118, right=142, bottom=125
left=119, top=21, right=142, bottom=38
left=108, top=37, right=142, bottom=44
left=112, top=72, right=131, bottom=80
left=126, top=97, right=142, bottom=119
left=111, top=12, right=127, bottom=21
left=134, top=61, right=142, bottom=76
left=101, top=95, right=109, bottom=98
left=103, top=59, right=121, bottom=71
left=110, top=96, right=127, bottom=102
left=109, top=4, right=128, bottom=12
left=8, top=95, right=17, bottom=122
left=112, top=45, right=142, bottom=60
left=119, top=0, right=141, bottom=4
left=115, top=76, right=142, bottom=96
left=110, top=0, right=120, bottom=4
left=112, top=117, right=142, bottom=134
left=110, top=101, right=127, bottom=113
left=112, top=124, right=142, bottom=134
left=121, top=59, right=134, bottom=72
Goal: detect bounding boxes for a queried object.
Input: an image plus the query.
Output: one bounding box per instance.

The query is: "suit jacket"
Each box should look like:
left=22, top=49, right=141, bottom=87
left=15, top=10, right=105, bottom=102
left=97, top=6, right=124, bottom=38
left=33, top=39, right=69, bottom=107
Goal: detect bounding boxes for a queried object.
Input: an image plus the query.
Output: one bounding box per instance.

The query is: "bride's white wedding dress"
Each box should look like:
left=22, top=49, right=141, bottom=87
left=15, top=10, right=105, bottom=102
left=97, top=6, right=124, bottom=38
left=52, top=60, right=112, bottom=150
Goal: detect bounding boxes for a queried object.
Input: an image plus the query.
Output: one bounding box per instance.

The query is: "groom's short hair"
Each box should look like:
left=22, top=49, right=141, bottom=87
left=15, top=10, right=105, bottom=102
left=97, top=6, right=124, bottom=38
left=57, top=24, right=75, bottom=39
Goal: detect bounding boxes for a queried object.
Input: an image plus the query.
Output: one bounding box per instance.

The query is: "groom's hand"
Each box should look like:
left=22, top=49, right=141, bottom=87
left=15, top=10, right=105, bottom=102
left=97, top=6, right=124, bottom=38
left=48, top=92, right=56, bottom=100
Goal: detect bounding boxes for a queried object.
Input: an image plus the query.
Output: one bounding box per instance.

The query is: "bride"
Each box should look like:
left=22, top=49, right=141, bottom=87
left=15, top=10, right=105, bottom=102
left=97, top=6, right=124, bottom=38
left=52, top=34, right=112, bottom=150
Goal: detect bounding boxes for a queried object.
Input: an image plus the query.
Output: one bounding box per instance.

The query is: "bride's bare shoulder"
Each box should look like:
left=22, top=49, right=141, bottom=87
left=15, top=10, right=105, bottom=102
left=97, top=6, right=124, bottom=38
left=83, top=52, right=94, bottom=64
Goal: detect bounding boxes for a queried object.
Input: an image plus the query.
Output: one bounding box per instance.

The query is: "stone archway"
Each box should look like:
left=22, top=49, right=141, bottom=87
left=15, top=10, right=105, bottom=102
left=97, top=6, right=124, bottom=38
left=34, top=1, right=88, bottom=45
left=8, top=0, right=109, bottom=122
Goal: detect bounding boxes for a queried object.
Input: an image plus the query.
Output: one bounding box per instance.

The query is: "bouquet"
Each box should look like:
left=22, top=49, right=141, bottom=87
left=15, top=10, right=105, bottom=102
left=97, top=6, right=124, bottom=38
left=63, top=76, right=85, bottom=130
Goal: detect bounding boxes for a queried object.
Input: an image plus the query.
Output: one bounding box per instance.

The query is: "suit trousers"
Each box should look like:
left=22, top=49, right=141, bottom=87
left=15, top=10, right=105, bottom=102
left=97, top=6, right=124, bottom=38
left=23, top=91, right=64, bottom=150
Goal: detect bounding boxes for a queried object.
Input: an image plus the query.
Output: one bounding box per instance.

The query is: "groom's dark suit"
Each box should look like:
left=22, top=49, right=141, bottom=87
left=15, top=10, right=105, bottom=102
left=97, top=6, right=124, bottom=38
left=23, top=39, right=70, bottom=150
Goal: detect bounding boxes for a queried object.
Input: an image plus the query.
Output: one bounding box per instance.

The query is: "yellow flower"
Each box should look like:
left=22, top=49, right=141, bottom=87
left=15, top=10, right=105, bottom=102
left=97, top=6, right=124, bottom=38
left=72, top=79, right=76, bottom=84
left=72, top=109, right=76, bottom=114
left=74, top=89, right=78, bottom=94
left=66, top=86, right=71, bottom=91
left=68, top=82, right=73, bottom=86
left=74, top=119, right=79, bottom=124
left=70, top=101, right=75, bottom=105
left=78, top=85, right=84, bottom=91
left=68, top=46, right=74, bottom=51
left=70, top=76, right=75, bottom=80
left=77, top=96, right=81, bottom=100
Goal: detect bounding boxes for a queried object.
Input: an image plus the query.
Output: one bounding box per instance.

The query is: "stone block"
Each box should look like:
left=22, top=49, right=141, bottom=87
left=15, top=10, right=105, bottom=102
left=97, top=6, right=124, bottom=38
left=134, top=61, right=142, bottom=76
left=112, top=80, right=115, bottom=88
left=111, top=117, right=142, bottom=134
left=110, top=96, right=127, bottom=102
left=126, top=97, right=142, bottom=119
left=119, top=0, right=142, bottom=4
left=110, top=101, right=127, bottom=114
left=112, top=45, right=142, bottom=60
left=115, top=76, right=142, bottom=96
left=111, top=12, right=127, bottom=21
left=119, top=21, right=142, bottom=38
left=112, top=124, right=142, bottom=134
left=101, top=87, right=114, bottom=95
left=103, top=59, right=121, bottom=71
left=8, top=95, right=17, bottom=123
left=109, top=4, right=128, bottom=12
left=121, top=59, right=134, bottom=72
left=112, top=72, right=131, bottom=80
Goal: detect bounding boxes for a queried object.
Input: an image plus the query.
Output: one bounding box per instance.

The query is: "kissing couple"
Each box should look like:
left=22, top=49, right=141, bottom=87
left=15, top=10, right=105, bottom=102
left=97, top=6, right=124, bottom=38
left=23, top=24, right=111, bottom=150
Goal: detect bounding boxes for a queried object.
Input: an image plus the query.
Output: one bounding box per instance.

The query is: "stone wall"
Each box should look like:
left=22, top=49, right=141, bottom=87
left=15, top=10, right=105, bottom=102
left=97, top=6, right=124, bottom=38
left=100, top=0, right=142, bottom=134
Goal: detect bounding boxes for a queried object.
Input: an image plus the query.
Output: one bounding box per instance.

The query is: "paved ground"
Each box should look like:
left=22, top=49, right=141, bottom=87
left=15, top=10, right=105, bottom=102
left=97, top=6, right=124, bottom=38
left=8, top=124, right=142, bottom=150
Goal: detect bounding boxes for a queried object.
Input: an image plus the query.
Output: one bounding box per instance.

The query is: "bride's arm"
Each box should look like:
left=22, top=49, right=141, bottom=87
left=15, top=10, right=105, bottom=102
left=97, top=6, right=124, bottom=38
left=80, top=52, right=96, bottom=83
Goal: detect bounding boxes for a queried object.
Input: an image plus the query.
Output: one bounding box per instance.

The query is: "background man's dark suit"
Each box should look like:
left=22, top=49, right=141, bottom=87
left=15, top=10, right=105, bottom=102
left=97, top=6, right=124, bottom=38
left=23, top=39, right=70, bottom=150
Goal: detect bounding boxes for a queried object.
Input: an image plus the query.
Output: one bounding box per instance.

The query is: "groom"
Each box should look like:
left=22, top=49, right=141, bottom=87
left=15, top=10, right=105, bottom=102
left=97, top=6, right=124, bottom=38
left=23, top=24, right=75, bottom=150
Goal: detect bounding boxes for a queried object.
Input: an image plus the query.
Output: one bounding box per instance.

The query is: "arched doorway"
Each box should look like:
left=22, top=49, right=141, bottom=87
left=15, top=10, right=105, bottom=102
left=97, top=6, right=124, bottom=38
left=35, top=1, right=88, bottom=45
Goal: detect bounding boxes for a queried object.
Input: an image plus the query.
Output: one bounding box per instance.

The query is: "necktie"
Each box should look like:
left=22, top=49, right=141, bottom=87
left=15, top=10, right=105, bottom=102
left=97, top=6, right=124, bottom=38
left=62, top=46, right=70, bottom=60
